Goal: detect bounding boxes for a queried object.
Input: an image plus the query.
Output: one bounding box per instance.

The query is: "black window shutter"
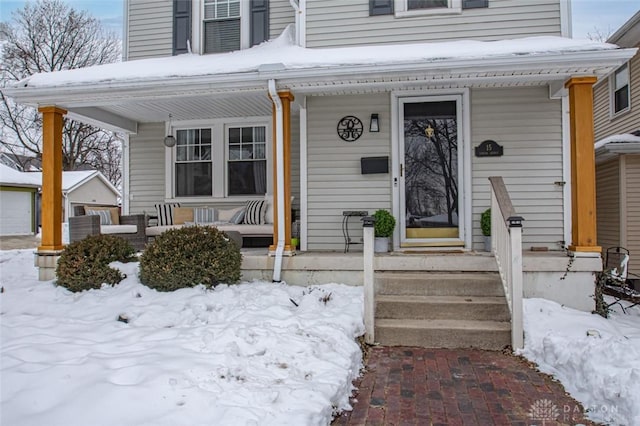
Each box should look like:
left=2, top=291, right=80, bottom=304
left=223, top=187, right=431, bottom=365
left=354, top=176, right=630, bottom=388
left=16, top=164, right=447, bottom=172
left=370, top=0, right=394, bottom=16
left=462, top=0, right=488, bottom=9
left=173, top=0, right=191, bottom=55
left=250, top=0, right=269, bottom=46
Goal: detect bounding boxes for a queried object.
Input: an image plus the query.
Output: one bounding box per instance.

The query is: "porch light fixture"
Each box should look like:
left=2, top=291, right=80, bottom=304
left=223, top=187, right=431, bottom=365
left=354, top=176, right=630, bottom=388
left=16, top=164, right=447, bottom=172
left=163, top=114, right=176, bottom=148
left=369, top=114, right=380, bottom=132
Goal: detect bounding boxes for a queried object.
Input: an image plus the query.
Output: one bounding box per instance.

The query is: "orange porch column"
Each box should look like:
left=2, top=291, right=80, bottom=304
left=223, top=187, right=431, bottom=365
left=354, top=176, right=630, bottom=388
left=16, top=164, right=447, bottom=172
left=565, top=77, right=601, bottom=253
left=38, top=106, right=66, bottom=252
left=270, top=91, right=294, bottom=254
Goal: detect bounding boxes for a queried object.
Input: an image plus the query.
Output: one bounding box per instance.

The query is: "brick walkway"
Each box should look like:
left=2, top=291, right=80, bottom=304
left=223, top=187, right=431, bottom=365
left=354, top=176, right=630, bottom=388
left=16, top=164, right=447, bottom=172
left=332, top=346, right=598, bottom=426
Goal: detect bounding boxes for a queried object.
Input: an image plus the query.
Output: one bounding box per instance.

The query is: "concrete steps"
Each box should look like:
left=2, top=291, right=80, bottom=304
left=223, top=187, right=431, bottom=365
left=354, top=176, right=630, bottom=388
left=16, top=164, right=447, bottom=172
left=374, top=270, right=511, bottom=350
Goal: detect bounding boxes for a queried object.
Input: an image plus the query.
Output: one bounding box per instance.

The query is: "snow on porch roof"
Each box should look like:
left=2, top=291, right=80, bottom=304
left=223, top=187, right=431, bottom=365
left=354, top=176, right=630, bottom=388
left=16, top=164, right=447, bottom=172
left=12, top=26, right=627, bottom=90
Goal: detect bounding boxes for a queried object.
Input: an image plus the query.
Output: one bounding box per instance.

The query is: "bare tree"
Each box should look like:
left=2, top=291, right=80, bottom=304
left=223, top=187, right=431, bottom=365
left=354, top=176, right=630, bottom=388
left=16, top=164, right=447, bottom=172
left=586, top=26, right=613, bottom=42
left=0, top=0, right=123, bottom=187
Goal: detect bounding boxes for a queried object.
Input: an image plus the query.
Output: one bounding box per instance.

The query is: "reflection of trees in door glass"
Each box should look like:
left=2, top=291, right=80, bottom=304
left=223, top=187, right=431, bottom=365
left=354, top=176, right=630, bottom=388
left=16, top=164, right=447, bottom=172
left=404, top=113, right=458, bottom=228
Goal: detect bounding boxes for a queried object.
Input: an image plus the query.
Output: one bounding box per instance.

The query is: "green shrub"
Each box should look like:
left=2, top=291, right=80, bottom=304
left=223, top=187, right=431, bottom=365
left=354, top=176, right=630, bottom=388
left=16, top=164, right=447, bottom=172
left=481, top=208, right=491, bottom=237
left=139, top=226, right=242, bottom=292
left=56, top=235, right=136, bottom=292
left=373, top=209, right=396, bottom=238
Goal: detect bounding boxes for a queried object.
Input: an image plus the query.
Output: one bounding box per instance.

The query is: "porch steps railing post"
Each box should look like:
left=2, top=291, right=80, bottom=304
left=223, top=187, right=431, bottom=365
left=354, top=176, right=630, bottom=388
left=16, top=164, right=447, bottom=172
left=489, top=176, right=524, bottom=350
left=362, top=216, right=375, bottom=344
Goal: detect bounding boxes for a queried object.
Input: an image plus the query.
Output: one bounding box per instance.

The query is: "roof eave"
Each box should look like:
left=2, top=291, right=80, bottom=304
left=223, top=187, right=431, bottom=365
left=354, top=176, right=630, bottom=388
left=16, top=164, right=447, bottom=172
left=3, top=48, right=636, bottom=107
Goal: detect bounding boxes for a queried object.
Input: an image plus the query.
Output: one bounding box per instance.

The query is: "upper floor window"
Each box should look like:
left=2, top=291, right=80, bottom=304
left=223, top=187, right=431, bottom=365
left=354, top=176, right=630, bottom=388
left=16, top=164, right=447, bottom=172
left=204, top=0, right=241, bottom=54
left=408, top=0, right=448, bottom=10
left=612, top=63, right=630, bottom=115
left=372, top=0, right=487, bottom=17
left=396, top=0, right=462, bottom=16
left=173, top=0, right=269, bottom=56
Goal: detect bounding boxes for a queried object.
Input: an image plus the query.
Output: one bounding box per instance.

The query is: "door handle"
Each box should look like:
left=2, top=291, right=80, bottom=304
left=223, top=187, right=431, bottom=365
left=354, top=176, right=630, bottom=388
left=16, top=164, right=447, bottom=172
left=400, top=163, right=403, bottom=177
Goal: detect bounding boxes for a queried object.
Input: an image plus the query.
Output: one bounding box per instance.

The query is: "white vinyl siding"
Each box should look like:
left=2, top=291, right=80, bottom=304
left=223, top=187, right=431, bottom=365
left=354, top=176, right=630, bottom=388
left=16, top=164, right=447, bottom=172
left=471, top=86, right=563, bottom=250
left=594, top=53, right=640, bottom=141
left=624, top=155, right=640, bottom=276
left=127, top=0, right=173, bottom=60
left=596, top=158, right=621, bottom=254
left=305, top=0, right=561, bottom=48
left=128, top=123, right=167, bottom=214
left=68, top=179, right=118, bottom=208
left=306, top=94, right=391, bottom=250
left=269, top=0, right=295, bottom=39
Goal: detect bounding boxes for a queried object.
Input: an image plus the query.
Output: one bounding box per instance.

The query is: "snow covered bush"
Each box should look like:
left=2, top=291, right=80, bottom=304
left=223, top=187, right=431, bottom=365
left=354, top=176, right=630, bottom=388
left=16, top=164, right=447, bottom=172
left=56, top=234, right=136, bottom=292
left=139, top=226, right=241, bottom=291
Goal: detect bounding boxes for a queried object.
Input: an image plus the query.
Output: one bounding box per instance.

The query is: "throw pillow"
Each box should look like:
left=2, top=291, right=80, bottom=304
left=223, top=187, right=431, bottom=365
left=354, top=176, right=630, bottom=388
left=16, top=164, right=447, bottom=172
left=173, top=207, right=194, bottom=225
left=244, top=200, right=266, bottom=225
left=84, top=205, right=120, bottom=225
left=230, top=207, right=246, bottom=224
left=264, top=195, right=274, bottom=224
left=155, top=203, right=180, bottom=226
left=86, top=209, right=112, bottom=225
left=194, top=207, right=218, bottom=224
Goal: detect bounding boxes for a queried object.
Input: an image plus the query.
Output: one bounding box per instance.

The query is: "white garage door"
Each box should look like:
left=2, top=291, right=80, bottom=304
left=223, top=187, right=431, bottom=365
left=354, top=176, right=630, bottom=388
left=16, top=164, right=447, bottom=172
left=0, top=190, right=33, bottom=236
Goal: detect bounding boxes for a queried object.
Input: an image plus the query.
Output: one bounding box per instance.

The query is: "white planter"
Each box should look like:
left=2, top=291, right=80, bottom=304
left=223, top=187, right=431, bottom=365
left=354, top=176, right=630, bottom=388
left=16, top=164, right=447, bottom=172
left=374, top=237, right=389, bottom=253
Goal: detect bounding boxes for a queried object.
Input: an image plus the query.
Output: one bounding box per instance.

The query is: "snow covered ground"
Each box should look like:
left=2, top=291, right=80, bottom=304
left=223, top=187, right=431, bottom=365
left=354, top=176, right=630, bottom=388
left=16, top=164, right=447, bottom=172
left=0, top=250, right=364, bottom=426
left=4, top=247, right=640, bottom=426
left=521, top=298, right=640, bottom=425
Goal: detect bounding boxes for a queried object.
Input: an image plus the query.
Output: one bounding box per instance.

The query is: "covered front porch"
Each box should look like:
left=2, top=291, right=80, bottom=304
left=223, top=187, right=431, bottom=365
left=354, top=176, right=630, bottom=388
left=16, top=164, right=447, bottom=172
left=3, top=31, right=634, bottom=294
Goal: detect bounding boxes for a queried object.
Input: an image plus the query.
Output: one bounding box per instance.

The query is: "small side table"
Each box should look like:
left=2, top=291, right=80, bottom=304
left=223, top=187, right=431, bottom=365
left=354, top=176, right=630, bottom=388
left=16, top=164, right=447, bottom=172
left=342, top=210, right=368, bottom=253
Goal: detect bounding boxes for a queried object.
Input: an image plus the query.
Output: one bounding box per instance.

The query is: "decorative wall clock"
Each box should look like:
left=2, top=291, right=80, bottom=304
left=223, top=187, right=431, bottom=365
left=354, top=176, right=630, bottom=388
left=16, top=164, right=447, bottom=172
left=337, top=116, right=363, bottom=142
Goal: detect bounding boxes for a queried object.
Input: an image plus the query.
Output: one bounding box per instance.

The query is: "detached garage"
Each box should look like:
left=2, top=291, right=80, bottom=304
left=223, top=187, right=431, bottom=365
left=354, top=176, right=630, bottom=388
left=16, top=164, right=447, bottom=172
left=0, top=164, right=39, bottom=236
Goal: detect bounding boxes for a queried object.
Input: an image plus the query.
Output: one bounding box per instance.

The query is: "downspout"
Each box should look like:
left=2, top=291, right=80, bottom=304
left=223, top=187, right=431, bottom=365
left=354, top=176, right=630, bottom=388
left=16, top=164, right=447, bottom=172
left=288, top=0, right=300, bottom=46
left=268, top=79, right=286, bottom=282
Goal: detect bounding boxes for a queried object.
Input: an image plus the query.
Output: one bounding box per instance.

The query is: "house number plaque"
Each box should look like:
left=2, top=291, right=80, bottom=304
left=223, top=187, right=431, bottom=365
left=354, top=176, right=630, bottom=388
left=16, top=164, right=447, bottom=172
left=475, top=140, right=503, bottom=157
left=337, top=116, right=363, bottom=142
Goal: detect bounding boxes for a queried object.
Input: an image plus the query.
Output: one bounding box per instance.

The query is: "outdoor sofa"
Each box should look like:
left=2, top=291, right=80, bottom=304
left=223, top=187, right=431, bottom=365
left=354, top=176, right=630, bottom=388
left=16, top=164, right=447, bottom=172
left=69, top=205, right=147, bottom=251
left=145, top=198, right=276, bottom=247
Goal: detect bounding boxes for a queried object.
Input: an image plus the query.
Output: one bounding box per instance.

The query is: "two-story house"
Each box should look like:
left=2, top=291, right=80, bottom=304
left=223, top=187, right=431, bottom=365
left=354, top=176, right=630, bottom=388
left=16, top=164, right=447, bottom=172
left=4, top=0, right=637, bottom=348
left=594, top=11, right=640, bottom=275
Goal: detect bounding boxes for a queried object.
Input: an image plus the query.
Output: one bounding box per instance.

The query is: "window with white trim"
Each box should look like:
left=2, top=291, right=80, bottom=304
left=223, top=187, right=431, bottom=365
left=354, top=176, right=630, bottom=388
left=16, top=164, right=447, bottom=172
left=395, top=0, right=462, bottom=16
left=408, top=0, right=448, bottom=9
left=227, top=126, right=267, bottom=195
left=612, top=63, right=630, bottom=115
left=203, top=0, right=241, bottom=53
left=170, top=121, right=270, bottom=199
left=175, top=128, right=213, bottom=196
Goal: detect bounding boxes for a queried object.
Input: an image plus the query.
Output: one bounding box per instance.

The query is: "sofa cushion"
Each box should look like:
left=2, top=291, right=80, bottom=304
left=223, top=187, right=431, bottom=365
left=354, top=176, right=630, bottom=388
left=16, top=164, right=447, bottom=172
left=87, top=209, right=113, bottom=225
left=230, top=207, right=246, bottom=224
left=194, top=207, right=217, bottom=224
left=155, top=203, right=180, bottom=226
left=244, top=200, right=266, bottom=225
left=218, top=206, right=242, bottom=222
left=85, top=205, right=119, bottom=225
left=145, top=224, right=183, bottom=237
left=265, top=195, right=273, bottom=224
left=173, top=207, right=194, bottom=225
left=101, top=224, right=137, bottom=234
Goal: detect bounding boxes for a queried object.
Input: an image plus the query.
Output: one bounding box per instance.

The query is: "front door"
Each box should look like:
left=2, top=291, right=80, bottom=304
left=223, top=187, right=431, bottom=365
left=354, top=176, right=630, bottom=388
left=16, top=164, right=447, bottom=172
left=399, top=96, right=464, bottom=247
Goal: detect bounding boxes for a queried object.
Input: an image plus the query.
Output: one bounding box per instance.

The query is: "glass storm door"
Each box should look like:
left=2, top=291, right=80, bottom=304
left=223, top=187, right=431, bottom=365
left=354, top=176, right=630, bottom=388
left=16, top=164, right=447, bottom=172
left=399, top=97, right=463, bottom=246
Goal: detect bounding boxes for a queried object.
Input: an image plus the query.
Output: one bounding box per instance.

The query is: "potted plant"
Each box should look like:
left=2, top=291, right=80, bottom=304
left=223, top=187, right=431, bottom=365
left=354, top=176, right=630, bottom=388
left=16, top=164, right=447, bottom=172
left=481, top=208, right=491, bottom=251
left=373, top=209, right=396, bottom=253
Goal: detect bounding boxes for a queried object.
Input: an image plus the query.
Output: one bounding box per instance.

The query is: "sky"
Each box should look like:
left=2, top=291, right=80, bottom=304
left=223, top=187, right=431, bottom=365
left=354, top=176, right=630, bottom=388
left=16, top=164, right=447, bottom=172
left=0, top=0, right=639, bottom=40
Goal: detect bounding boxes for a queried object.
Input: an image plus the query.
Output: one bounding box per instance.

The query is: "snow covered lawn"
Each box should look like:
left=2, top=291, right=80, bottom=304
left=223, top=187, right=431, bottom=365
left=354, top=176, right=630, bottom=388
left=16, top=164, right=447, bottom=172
left=521, top=298, right=640, bottom=425
left=0, top=250, right=364, bottom=426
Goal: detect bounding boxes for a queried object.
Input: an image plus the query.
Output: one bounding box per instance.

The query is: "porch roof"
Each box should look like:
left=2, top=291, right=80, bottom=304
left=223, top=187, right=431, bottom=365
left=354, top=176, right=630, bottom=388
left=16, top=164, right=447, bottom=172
left=595, top=131, right=640, bottom=163
left=3, top=26, right=636, bottom=132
